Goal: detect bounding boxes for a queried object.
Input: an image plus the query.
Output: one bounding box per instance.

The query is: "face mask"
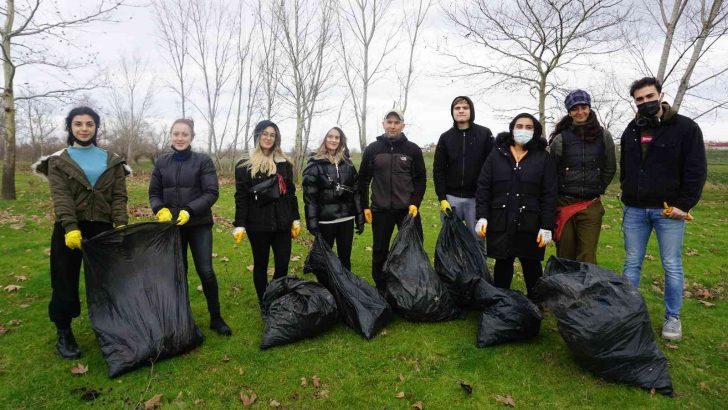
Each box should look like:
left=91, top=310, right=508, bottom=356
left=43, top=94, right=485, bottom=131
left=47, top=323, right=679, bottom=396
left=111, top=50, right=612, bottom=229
left=513, top=129, right=533, bottom=145
left=637, top=100, right=660, bottom=117
left=71, top=135, right=96, bottom=147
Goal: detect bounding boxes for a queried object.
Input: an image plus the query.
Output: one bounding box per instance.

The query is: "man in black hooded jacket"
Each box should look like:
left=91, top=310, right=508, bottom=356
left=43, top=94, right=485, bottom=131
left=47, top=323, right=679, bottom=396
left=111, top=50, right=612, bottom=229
left=359, top=109, right=426, bottom=291
left=433, top=96, right=494, bottom=233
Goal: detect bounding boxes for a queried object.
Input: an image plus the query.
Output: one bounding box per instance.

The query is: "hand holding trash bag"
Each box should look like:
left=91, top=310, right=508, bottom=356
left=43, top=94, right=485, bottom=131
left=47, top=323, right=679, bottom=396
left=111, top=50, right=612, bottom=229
left=364, top=208, right=372, bottom=224
left=475, top=218, right=487, bottom=238
left=156, top=207, right=173, bottom=222
left=536, top=229, right=552, bottom=247
left=232, top=227, right=246, bottom=243
left=64, top=230, right=82, bottom=250
left=176, top=209, right=190, bottom=225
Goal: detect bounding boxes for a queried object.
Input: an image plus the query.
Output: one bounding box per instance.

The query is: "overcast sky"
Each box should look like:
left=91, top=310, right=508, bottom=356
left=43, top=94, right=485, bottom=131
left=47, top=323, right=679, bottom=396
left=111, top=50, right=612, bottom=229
left=21, top=1, right=728, bottom=150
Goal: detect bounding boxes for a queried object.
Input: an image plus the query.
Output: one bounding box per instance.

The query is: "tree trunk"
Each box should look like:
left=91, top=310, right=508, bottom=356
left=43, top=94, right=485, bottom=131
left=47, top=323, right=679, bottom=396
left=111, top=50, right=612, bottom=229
left=538, top=75, right=547, bottom=137
left=2, top=0, right=17, bottom=199
left=656, top=0, right=687, bottom=82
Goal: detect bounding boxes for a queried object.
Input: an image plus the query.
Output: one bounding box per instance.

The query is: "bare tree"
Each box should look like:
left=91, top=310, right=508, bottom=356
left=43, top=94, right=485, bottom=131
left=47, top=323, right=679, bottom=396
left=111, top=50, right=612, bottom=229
left=107, top=54, right=155, bottom=162
left=153, top=0, right=191, bottom=117
left=397, top=0, right=432, bottom=115
left=256, top=0, right=283, bottom=121
left=442, top=0, right=629, bottom=133
left=337, top=0, right=397, bottom=151
left=1, top=0, right=126, bottom=199
left=187, top=0, right=238, bottom=166
left=17, top=98, right=56, bottom=159
left=272, top=0, right=336, bottom=175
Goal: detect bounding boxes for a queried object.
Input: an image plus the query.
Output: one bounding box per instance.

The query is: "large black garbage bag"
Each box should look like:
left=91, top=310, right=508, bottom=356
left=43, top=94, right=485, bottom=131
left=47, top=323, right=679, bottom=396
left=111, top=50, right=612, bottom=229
left=82, top=222, right=204, bottom=378
left=435, top=211, right=493, bottom=309
left=303, top=235, right=392, bottom=339
left=383, top=215, right=462, bottom=321
left=476, top=289, right=542, bottom=347
left=260, top=276, right=338, bottom=349
left=535, top=256, right=673, bottom=396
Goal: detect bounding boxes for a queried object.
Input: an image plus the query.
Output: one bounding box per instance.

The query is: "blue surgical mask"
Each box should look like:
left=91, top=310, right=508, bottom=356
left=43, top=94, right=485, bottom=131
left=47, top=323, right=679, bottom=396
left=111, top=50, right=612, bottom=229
left=513, top=129, right=533, bottom=145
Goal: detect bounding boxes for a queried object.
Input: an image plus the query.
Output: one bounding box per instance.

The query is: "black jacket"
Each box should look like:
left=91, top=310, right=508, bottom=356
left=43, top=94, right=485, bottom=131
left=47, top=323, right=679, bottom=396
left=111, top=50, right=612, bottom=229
left=302, top=156, right=364, bottom=231
left=359, top=133, right=426, bottom=211
left=476, top=133, right=557, bottom=260
left=620, top=105, right=707, bottom=211
left=549, top=127, right=616, bottom=199
left=234, top=159, right=300, bottom=232
left=149, top=149, right=218, bottom=227
left=433, top=97, right=494, bottom=200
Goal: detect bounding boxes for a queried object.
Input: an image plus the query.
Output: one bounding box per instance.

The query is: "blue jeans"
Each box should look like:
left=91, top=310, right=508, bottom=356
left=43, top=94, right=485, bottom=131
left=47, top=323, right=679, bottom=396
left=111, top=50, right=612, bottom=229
left=622, top=206, right=685, bottom=318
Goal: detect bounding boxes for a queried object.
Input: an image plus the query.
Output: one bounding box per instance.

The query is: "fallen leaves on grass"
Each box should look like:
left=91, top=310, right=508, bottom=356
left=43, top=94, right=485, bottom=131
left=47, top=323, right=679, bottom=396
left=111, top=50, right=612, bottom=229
left=649, top=388, right=656, bottom=397
left=240, top=392, right=257, bottom=406
left=685, top=248, right=700, bottom=256
left=644, top=254, right=655, bottom=261
left=460, top=381, right=473, bottom=395
left=0, top=325, right=7, bottom=335
left=8, top=319, right=22, bottom=326
left=14, top=275, right=27, bottom=281
left=4, top=284, right=23, bottom=292
left=411, top=400, right=424, bottom=409
left=395, top=392, right=406, bottom=399
left=665, top=343, right=679, bottom=350
left=698, top=300, right=715, bottom=307
left=269, top=399, right=281, bottom=407
left=398, top=373, right=406, bottom=382
left=601, top=224, right=611, bottom=229
left=196, top=285, right=203, bottom=292
left=495, top=394, right=515, bottom=407
left=194, top=399, right=205, bottom=405
left=300, top=377, right=307, bottom=387
left=290, top=255, right=301, bottom=261
left=312, top=375, right=321, bottom=388
left=247, top=265, right=254, bottom=272
left=313, top=390, right=329, bottom=399
left=222, top=354, right=230, bottom=362
left=145, top=393, right=163, bottom=409
left=70, top=363, right=88, bottom=375
left=365, top=246, right=372, bottom=251
left=220, top=256, right=230, bottom=263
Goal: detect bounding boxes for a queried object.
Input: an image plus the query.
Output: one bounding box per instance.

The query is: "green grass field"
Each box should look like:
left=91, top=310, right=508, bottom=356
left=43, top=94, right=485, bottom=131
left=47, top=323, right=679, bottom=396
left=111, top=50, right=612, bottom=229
left=0, top=152, right=726, bottom=409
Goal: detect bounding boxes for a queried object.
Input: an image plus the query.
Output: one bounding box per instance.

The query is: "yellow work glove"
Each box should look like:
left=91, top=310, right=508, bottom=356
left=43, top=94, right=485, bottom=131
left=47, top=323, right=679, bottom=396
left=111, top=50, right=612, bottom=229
left=475, top=218, right=488, bottom=238
left=291, top=220, right=301, bottom=239
left=176, top=209, right=190, bottom=226
left=64, top=229, right=82, bottom=250
left=156, top=207, right=173, bottom=222
left=439, top=200, right=452, bottom=214
left=364, top=209, right=373, bottom=224
left=408, top=205, right=418, bottom=217
left=536, top=229, right=552, bottom=248
left=232, top=227, right=246, bottom=244
left=662, top=202, right=694, bottom=221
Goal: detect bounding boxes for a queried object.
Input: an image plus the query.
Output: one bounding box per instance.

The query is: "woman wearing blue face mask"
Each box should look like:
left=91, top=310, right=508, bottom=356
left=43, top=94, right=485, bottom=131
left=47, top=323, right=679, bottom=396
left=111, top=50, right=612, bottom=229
left=474, top=113, right=557, bottom=299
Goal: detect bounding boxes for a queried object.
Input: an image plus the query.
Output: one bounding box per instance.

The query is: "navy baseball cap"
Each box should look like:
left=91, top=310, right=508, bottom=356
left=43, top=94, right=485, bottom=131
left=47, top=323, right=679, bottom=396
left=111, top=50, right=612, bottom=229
left=564, top=90, right=591, bottom=111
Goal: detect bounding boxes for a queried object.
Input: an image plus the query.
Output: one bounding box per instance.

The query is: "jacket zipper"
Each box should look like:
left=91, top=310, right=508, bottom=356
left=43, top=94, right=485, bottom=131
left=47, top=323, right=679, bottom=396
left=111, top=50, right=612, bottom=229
left=390, top=143, right=394, bottom=210
left=461, top=131, right=466, bottom=197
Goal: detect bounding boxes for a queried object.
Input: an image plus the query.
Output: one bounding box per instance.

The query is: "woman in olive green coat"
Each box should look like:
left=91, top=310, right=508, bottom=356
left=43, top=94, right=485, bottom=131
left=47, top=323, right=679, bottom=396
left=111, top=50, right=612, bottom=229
left=34, top=106, right=129, bottom=359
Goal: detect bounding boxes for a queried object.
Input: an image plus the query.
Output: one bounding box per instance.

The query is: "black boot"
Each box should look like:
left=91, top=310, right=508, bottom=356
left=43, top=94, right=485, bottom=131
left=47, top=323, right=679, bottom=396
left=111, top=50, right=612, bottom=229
left=210, top=316, right=232, bottom=336
left=55, top=328, right=82, bottom=359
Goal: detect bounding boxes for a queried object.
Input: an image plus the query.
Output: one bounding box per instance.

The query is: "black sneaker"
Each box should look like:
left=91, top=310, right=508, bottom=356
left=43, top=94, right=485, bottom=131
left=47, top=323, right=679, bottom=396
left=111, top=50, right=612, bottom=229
left=210, top=317, right=232, bottom=336
left=56, top=328, right=82, bottom=359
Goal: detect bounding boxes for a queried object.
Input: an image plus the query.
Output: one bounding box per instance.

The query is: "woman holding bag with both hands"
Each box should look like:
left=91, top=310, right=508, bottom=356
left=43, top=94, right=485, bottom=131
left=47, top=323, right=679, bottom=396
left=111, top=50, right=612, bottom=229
left=149, top=118, right=232, bottom=336
left=475, top=113, right=557, bottom=300
left=233, top=120, right=301, bottom=309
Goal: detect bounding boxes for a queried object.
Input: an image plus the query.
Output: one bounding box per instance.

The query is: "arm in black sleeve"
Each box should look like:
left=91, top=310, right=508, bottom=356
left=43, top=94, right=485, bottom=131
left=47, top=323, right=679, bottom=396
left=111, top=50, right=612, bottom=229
left=148, top=161, right=165, bottom=214
left=301, top=163, right=320, bottom=231
left=619, top=130, right=627, bottom=185
left=475, top=154, right=494, bottom=220
left=409, top=144, right=427, bottom=207
left=233, top=165, right=249, bottom=228
left=358, top=146, right=373, bottom=209
left=351, top=164, right=365, bottom=227
left=540, top=153, right=558, bottom=230
left=286, top=162, right=301, bottom=221
left=676, top=123, right=707, bottom=212
left=433, top=134, right=448, bottom=201
left=186, top=156, right=219, bottom=215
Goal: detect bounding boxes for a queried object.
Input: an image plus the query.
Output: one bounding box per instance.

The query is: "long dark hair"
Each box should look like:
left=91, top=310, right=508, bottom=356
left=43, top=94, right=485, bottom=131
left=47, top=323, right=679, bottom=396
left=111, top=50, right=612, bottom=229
left=549, top=110, right=602, bottom=143
left=65, top=106, right=101, bottom=146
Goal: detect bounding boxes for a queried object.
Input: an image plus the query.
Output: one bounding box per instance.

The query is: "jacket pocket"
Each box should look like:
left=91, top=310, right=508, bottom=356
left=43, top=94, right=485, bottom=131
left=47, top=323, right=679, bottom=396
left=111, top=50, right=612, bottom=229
left=517, top=207, right=540, bottom=232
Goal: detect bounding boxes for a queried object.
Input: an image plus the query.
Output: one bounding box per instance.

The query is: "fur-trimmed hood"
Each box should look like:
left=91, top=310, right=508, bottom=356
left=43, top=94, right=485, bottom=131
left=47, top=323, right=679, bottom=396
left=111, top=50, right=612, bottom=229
left=31, top=148, right=132, bottom=180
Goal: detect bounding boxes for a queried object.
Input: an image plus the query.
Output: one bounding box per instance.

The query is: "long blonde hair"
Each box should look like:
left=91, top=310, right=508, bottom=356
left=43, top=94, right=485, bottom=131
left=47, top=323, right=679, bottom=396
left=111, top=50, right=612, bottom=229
left=313, top=127, right=348, bottom=164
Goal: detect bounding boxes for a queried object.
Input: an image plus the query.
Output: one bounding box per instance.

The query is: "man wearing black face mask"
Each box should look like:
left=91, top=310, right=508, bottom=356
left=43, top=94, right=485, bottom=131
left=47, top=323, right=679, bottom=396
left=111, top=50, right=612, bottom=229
left=619, top=76, right=707, bottom=341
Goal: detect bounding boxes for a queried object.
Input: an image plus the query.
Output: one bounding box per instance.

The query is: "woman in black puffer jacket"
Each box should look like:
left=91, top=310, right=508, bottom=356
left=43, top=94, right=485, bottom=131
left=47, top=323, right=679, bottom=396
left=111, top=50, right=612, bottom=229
left=149, top=118, right=231, bottom=336
left=302, top=127, right=364, bottom=270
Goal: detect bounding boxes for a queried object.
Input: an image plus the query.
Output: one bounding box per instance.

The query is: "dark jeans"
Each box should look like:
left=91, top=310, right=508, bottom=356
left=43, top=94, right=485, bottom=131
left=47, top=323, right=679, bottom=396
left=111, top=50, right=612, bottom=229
left=247, top=230, right=291, bottom=304
left=319, top=219, right=354, bottom=270
left=371, top=209, right=423, bottom=290
left=49, top=221, right=112, bottom=329
left=493, top=257, right=543, bottom=300
left=180, top=224, right=222, bottom=319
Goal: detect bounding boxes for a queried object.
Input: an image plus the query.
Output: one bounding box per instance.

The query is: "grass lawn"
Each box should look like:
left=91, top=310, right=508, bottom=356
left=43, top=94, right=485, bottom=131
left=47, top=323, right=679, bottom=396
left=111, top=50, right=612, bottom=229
left=0, top=152, right=726, bottom=409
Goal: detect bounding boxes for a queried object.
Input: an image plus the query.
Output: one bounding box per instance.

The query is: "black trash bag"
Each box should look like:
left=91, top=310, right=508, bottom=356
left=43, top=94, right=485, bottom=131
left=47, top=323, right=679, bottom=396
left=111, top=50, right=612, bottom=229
left=260, top=276, right=338, bottom=349
left=82, top=222, right=204, bottom=378
left=476, top=289, right=542, bottom=347
left=435, top=211, right=493, bottom=309
left=535, top=256, right=673, bottom=396
left=303, top=235, right=392, bottom=340
left=383, top=215, right=462, bottom=322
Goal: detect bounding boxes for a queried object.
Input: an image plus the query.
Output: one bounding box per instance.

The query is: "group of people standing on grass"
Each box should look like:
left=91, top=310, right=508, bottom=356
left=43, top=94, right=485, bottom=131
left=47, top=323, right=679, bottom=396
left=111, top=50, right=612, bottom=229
left=37, top=75, right=706, bottom=359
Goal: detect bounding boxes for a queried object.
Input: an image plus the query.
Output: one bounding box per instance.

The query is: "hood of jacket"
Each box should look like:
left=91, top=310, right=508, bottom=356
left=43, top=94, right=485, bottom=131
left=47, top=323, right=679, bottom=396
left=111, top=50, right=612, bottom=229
left=450, top=95, right=476, bottom=129
left=32, top=148, right=132, bottom=179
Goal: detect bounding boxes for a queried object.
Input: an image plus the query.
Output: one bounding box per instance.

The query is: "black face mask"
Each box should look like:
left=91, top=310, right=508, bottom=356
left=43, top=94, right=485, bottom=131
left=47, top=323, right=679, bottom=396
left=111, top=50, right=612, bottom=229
left=637, top=100, right=661, bottom=117
left=71, top=135, right=96, bottom=147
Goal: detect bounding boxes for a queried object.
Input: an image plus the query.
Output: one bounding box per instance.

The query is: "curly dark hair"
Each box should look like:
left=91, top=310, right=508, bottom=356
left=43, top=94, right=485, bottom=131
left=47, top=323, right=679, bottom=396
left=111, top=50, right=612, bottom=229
left=65, top=106, right=100, bottom=145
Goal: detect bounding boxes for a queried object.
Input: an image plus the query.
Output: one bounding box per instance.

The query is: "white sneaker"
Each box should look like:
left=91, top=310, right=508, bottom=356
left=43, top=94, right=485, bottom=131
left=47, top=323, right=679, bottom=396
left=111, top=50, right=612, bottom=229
left=661, top=317, right=682, bottom=341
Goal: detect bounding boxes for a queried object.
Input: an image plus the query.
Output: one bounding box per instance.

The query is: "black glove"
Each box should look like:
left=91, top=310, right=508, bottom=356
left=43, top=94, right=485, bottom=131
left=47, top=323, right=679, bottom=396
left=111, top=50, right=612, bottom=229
left=355, top=224, right=365, bottom=235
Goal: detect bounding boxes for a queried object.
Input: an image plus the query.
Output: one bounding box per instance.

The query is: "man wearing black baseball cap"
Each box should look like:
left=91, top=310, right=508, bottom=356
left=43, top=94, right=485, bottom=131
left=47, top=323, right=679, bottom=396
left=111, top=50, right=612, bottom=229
left=359, top=109, right=426, bottom=292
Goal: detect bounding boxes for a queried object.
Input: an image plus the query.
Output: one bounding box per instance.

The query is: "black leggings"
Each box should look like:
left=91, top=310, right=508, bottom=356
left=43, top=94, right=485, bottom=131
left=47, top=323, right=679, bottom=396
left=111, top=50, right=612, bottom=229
left=493, top=257, right=543, bottom=299
left=49, top=221, right=112, bottom=329
left=247, top=230, right=291, bottom=304
left=179, top=224, right=222, bottom=319
left=319, top=219, right=354, bottom=270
